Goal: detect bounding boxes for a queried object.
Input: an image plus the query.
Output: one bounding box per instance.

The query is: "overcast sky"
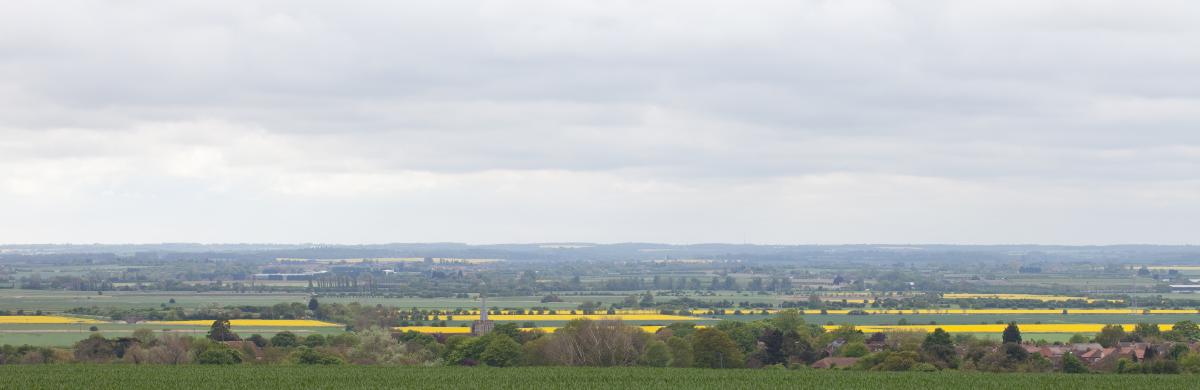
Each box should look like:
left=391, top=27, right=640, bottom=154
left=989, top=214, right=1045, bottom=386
left=2, top=1, right=1199, bottom=245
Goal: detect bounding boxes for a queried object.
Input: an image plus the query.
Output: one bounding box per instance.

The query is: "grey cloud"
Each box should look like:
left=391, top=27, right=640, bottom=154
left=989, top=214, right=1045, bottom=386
left=1, top=0, right=1200, bottom=243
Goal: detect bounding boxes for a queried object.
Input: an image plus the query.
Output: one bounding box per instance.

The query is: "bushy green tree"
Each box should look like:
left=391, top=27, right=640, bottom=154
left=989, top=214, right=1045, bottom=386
left=271, top=331, right=299, bottom=348
left=206, top=319, right=240, bottom=342
left=840, top=342, right=868, bottom=358
left=481, top=335, right=522, bottom=367
left=666, top=336, right=693, bottom=368
left=1095, top=324, right=1125, bottom=348
left=291, top=346, right=344, bottom=365
left=771, top=309, right=806, bottom=333
left=303, top=334, right=327, bottom=347
left=692, top=329, right=743, bottom=368
left=874, top=351, right=920, bottom=371
left=197, top=348, right=242, bottom=365
left=1133, top=323, right=1160, bottom=339
left=1061, top=352, right=1088, bottom=373
left=1001, top=322, right=1021, bottom=344
left=1169, top=320, right=1200, bottom=341
left=921, top=328, right=956, bottom=367
left=640, top=340, right=670, bottom=367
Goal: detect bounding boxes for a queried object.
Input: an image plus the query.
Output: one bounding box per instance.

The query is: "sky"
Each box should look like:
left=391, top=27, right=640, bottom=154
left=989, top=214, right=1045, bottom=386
left=1, top=0, right=1199, bottom=245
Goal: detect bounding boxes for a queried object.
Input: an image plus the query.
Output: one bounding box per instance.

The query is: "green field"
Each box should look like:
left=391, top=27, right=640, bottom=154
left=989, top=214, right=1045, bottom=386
left=0, top=366, right=1194, bottom=389
left=0, top=323, right=346, bottom=347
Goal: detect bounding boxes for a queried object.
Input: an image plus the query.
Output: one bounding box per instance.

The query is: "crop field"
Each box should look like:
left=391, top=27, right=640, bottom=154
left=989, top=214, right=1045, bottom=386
left=446, top=314, right=702, bottom=321
left=144, top=319, right=341, bottom=327
left=832, top=323, right=1179, bottom=333
left=394, top=325, right=671, bottom=334
left=710, top=313, right=1200, bottom=326
left=702, top=308, right=1192, bottom=315
left=0, top=365, right=1195, bottom=390
left=0, top=321, right=346, bottom=347
left=0, top=289, right=311, bottom=311
left=0, top=315, right=102, bottom=324
left=941, top=293, right=1119, bottom=302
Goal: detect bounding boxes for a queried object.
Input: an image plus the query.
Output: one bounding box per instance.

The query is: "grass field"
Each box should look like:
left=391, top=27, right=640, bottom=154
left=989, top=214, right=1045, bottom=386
left=0, top=365, right=1194, bottom=390
left=0, top=290, right=311, bottom=311
left=0, top=322, right=347, bottom=347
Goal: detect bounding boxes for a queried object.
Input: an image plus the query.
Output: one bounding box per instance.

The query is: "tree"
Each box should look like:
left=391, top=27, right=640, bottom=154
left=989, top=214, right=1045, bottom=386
left=246, top=334, right=268, bottom=348
left=1095, top=324, right=1125, bottom=348
left=271, top=331, right=299, bottom=348
left=874, top=351, right=920, bottom=371
left=207, top=319, right=240, bottom=342
left=73, top=334, right=115, bottom=363
left=481, top=335, right=522, bottom=367
left=303, top=334, right=327, bottom=347
left=840, top=342, right=868, bottom=358
left=771, top=309, right=806, bottom=333
left=1061, top=352, right=1088, bottom=373
left=196, top=348, right=242, bottom=365
left=782, top=330, right=817, bottom=364
left=691, top=328, right=744, bottom=368
left=146, top=334, right=191, bottom=364
left=1133, top=322, right=1161, bottom=339
left=291, top=346, right=344, bottom=365
left=639, top=291, right=655, bottom=307
left=131, top=328, right=157, bottom=344
left=666, top=336, right=693, bottom=368
left=921, top=328, right=956, bottom=367
left=1170, top=320, right=1200, bottom=341
left=1068, top=333, right=1089, bottom=344
left=714, top=321, right=760, bottom=355
left=1001, top=322, right=1021, bottom=344
left=757, top=329, right=786, bottom=365
left=308, top=297, right=320, bottom=312
left=640, top=340, right=670, bottom=367
left=540, top=319, right=646, bottom=366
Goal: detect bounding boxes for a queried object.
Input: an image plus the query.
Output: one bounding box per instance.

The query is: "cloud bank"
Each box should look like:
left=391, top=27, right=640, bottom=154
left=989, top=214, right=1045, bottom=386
left=2, top=0, right=1199, bottom=244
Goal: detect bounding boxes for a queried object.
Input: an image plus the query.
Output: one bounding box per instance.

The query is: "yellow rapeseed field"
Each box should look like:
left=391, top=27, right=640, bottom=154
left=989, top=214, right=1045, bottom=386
left=393, top=325, right=674, bottom=334
left=395, top=326, right=472, bottom=334
left=447, top=314, right=700, bottom=321
left=829, top=324, right=1176, bottom=333
left=0, top=315, right=103, bottom=324
left=942, top=293, right=1120, bottom=303
left=146, top=319, right=341, bottom=327
left=694, top=308, right=1187, bottom=315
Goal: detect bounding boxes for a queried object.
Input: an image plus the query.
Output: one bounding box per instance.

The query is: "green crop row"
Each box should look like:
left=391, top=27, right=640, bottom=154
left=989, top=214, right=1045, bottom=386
left=0, top=365, right=1196, bottom=390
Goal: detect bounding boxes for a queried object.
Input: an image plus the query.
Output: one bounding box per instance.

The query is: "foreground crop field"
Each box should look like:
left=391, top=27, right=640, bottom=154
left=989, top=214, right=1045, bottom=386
left=0, top=365, right=1195, bottom=390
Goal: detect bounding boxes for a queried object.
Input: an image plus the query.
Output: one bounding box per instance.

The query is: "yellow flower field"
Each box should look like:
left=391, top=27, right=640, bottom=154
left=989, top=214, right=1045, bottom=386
left=828, top=324, right=1176, bottom=334
left=696, top=308, right=1189, bottom=315
left=445, top=314, right=701, bottom=321
left=0, top=315, right=103, bottom=324
left=145, top=319, right=341, bottom=327
left=942, top=293, right=1120, bottom=303
left=393, top=325, right=674, bottom=334
left=395, top=323, right=1177, bottom=335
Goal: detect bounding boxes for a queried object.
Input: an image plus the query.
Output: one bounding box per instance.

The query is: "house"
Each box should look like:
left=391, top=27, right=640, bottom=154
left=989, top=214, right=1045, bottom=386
left=811, top=357, right=859, bottom=369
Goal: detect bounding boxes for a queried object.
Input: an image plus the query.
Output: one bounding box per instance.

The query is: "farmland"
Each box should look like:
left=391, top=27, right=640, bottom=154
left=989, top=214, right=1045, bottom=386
left=4, top=243, right=1200, bottom=374
left=0, top=366, right=1197, bottom=390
